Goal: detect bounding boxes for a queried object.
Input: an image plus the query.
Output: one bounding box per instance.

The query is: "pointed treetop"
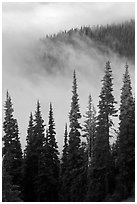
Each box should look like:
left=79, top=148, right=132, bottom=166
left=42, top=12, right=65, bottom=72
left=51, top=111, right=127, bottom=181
left=30, top=112, right=33, bottom=119
left=98, top=61, right=117, bottom=122
left=5, top=90, right=11, bottom=103
left=125, top=62, right=129, bottom=72
left=120, top=63, right=133, bottom=102
left=6, top=90, right=9, bottom=99
left=69, top=70, right=81, bottom=126
left=47, top=101, right=59, bottom=152
left=35, top=100, right=42, bottom=117
left=65, top=123, right=67, bottom=131
left=49, top=103, right=54, bottom=120
left=50, top=102, right=52, bottom=110
left=37, top=99, right=40, bottom=108
left=48, top=102, right=55, bottom=128
left=88, top=94, right=92, bottom=110
left=123, top=63, right=130, bottom=82
left=72, top=70, right=78, bottom=94
left=25, top=112, right=34, bottom=146
left=123, top=63, right=132, bottom=92
left=89, top=93, right=91, bottom=99
left=106, top=60, right=111, bottom=66
left=83, top=94, right=96, bottom=132
left=73, top=69, right=76, bottom=78
left=4, top=91, right=14, bottom=116
left=104, top=61, right=112, bottom=77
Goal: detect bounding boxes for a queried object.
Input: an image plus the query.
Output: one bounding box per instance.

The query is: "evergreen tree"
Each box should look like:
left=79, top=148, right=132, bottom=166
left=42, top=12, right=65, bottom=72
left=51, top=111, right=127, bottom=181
left=61, top=123, right=68, bottom=173
left=24, top=101, right=45, bottom=201
left=88, top=61, right=117, bottom=201
left=23, top=112, right=35, bottom=201
left=33, top=100, right=46, bottom=201
left=63, top=70, right=85, bottom=201
left=25, top=112, right=34, bottom=152
left=83, top=94, right=96, bottom=167
left=116, top=64, right=135, bottom=200
left=43, top=103, right=60, bottom=201
left=3, top=91, right=22, bottom=200
left=60, top=124, right=68, bottom=201
left=68, top=70, right=82, bottom=170
left=47, top=20, right=134, bottom=60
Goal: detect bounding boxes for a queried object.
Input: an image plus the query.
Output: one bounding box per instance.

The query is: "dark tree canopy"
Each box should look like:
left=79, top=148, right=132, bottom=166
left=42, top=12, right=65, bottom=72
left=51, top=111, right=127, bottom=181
left=23, top=101, right=45, bottom=201
left=88, top=61, right=117, bottom=201
left=43, top=103, right=60, bottom=201
left=68, top=70, right=82, bottom=170
left=61, top=70, right=87, bottom=202
left=117, top=64, right=135, bottom=199
left=23, top=112, right=35, bottom=201
left=95, top=61, right=117, bottom=167
left=3, top=91, right=23, bottom=200
left=61, top=123, right=68, bottom=173
left=2, top=166, right=22, bottom=202
left=83, top=94, right=96, bottom=167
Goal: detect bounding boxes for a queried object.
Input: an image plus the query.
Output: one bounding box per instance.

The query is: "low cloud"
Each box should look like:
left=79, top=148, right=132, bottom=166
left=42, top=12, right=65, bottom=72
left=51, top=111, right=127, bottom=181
left=2, top=2, right=135, bottom=151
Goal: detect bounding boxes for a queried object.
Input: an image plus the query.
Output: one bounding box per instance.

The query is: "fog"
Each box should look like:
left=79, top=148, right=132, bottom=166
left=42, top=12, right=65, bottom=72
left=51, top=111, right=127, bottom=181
left=2, top=2, right=135, bottom=152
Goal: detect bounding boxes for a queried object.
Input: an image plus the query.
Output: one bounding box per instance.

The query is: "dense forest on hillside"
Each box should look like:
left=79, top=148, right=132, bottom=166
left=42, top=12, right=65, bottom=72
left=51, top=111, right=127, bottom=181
left=2, top=20, right=135, bottom=202
left=45, top=20, right=135, bottom=61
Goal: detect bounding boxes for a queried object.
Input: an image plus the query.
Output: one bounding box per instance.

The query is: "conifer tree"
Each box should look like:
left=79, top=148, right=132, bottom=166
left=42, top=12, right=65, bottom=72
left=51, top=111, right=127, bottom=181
left=68, top=70, right=82, bottom=169
left=61, top=123, right=68, bottom=173
left=43, top=103, right=60, bottom=201
left=25, top=112, right=34, bottom=151
left=23, top=112, right=35, bottom=201
left=31, top=100, right=46, bottom=201
left=3, top=91, right=22, bottom=200
left=83, top=94, right=96, bottom=167
left=88, top=61, right=117, bottom=201
left=63, top=70, right=85, bottom=201
left=33, top=100, right=45, bottom=151
left=60, top=124, right=68, bottom=201
left=24, top=101, right=45, bottom=201
left=117, top=64, right=135, bottom=199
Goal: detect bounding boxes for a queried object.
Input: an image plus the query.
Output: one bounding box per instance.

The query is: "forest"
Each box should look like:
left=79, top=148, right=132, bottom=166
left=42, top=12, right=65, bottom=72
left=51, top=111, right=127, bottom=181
left=2, top=20, right=135, bottom=202
left=46, top=20, right=135, bottom=62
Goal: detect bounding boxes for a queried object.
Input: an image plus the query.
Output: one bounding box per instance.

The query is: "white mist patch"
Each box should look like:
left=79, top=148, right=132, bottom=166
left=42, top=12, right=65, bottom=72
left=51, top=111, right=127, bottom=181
left=2, top=30, right=135, bottom=152
left=2, top=3, right=135, bottom=152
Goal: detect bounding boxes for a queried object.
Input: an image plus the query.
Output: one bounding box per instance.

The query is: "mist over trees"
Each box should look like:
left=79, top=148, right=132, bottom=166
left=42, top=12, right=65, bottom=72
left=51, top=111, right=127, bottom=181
left=45, top=20, right=135, bottom=62
left=2, top=21, right=135, bottom=202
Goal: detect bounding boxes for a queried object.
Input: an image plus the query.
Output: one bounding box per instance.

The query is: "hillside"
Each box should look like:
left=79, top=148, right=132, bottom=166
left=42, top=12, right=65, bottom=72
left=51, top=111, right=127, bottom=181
left=45, top=20, right=135, bottom=62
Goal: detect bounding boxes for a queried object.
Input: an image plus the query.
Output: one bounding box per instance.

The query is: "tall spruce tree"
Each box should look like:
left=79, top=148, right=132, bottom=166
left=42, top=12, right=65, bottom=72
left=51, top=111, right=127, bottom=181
left=117, top=64, right=135, bottom=199
left=61, top=123, right=68, bottom=173
left=60, top=124, right=68, bottom=201
left=24, top=101, right=45, bottom=201
left=3, top=91, right=22, bottom=201
left=44, top=103, right=60, bottom=201
left=31, top=100, right=46, bottom=201
left=83, top=94, right=96, bottom=167
left=23, top=112, right=35, bottom=201
left=68, top=70, right=82, bottom=169
left=88, top=61, right=117, bottom=201
left=25, top=112, right=34, bottom=151
left=63, top=70, right=86, bottom=201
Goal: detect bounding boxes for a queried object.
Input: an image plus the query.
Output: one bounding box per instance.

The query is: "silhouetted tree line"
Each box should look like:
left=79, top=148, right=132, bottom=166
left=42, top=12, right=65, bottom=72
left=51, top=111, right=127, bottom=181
left=2, top=61, right=135, bottom=202
left=46, top=20, right=135, bottom=61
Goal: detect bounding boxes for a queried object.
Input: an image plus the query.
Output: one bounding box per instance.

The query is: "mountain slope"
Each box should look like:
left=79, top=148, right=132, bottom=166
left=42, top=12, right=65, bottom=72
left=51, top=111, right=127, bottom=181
left=45, top=20, right=135, bottom=62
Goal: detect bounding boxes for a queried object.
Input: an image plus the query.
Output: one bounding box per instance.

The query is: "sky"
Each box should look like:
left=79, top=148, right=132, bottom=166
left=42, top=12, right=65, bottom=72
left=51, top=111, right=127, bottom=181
left=2, top=2, right=135, bottom=152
